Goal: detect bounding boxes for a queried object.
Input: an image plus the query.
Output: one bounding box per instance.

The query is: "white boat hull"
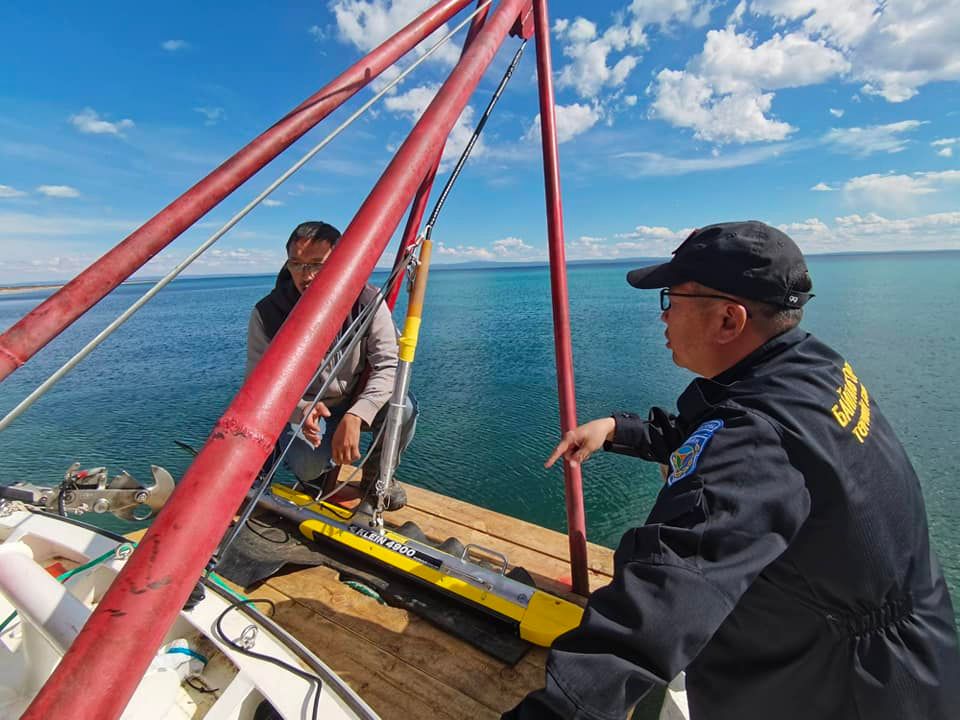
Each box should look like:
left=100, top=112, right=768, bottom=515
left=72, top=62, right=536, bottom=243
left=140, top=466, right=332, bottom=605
left=0, top=506, right=379, bottom=720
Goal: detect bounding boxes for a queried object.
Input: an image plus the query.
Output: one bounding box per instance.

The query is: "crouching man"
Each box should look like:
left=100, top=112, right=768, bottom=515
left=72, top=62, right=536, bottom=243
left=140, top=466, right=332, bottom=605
left=247, top=220, right=416, bottom=510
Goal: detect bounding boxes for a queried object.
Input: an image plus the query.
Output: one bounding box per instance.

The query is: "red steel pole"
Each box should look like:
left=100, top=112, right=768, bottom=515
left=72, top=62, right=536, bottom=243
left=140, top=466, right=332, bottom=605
left=532, top=0, right=589, bottom=596
left=387, top=163, right=438, bottom=310
left=22, top=2, right=529, bottom=718
left=0, top=0, right=475, bottom=384
left=386, top=0, right=490, bottom=311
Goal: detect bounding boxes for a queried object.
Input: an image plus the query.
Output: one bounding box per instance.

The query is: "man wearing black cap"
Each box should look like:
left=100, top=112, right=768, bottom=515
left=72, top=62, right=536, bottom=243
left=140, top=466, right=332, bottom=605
left=505, top=221, right=960, bottom=719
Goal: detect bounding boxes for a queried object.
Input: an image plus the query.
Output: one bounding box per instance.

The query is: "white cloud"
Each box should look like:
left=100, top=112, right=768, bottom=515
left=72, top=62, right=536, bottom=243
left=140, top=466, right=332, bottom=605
left=491, top=236, right=535, bottom=257
left=383, top=84, right=477, bottom=167
left=262, top=198, right=284, bottom=207
left=436, top=243, right=494, bottom=260
left=576, top=212, right=960, bottom=261
left=649, top=26, right=848, bottom=144
left=36, top=185, right=80, bottom=198
left=823, top=120, right=924, bottom=156
left=627, top=0, right=713, bottom=30
left=829, top=107, right=844, bottom=117
left=612, top=143, right=791, bottom=176
left=750, top=0, right=960, bottom=103
left=748, top=0, right=879, bottom=48
left=727, top=0, right=747, bottom=26
left=568, top=224, right=693, bottom=260
left=161, top=40, right=189, bottom=52
left=192, top=247, right=275, bottom=267
left=811, top=182, right=834, bottom=191
left=308, top=25, right=328, bottom=41
left=694, top=28, right=850, bottom=94
left=330, top=0, right=461, bottom=69
left=650, top=69, right=794, bottom=143
left=550, top=2, right=711, bottom=102
left=69, top=108, right=135, bottom=137
left=843, top=170, right=960, bottom=210
left=0, top=211, right=139, bottom=238
left=0, top=185, right=27, bottom=198
left=194, top=107, right=225, bottom=126
left=16, top=254, right=98, bottom=277
left=553, top=17, right=643, bottom=99
left=782, top=212, right=960, bottom=252
left=567, top=235, right=609, bottom=259
left=933, top=138, right=958, bottom=158
left=852, top=1, right=960, bottom=102
left=526, top=103, right=602, bottom=144
left=436, top=236, right=540, bottom=262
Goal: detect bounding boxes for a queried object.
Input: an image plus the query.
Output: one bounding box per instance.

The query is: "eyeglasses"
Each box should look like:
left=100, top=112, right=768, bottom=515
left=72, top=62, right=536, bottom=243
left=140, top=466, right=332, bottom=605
left=660, top=288, right=752, bottom=318
left=286, top=259, right=326, bottom=275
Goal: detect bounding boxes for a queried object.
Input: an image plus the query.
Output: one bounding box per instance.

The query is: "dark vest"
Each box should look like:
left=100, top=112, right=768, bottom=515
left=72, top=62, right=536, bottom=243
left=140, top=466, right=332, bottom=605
left=255, top=267, right=362, bottom=342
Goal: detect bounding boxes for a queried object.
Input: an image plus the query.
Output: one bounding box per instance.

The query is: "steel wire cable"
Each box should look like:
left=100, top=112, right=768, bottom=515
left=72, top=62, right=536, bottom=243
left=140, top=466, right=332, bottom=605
left=0, top=0, right=493, bottom=433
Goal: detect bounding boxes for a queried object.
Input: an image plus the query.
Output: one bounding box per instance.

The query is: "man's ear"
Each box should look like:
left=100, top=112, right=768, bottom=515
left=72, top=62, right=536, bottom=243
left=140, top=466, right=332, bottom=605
left=716, top=304, right=749, bottom=344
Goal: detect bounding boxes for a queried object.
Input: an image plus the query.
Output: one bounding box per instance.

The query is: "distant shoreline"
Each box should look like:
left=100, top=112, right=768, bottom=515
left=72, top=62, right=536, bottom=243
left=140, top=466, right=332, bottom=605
left=2, top=247, right=958, bottom=291
left=0, top=280, right=155, bottom=296
left=0, top=283, right=63, bottom=296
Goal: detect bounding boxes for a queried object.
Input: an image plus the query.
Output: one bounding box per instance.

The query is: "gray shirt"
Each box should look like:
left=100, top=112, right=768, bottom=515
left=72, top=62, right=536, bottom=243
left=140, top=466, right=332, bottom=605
left=246, top=284, right=399, bottom=426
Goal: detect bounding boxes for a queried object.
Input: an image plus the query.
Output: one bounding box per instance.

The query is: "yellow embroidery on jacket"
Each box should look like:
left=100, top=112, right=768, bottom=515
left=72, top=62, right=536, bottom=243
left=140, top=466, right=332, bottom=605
left=831, top=361, right=871, bottom=443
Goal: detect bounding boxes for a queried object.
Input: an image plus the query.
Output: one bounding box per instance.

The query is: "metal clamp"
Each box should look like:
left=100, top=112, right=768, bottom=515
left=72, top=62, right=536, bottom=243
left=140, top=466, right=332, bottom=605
left=114, top=544, right=134, bottom=561
left=238, top=624, right=258, bottom=650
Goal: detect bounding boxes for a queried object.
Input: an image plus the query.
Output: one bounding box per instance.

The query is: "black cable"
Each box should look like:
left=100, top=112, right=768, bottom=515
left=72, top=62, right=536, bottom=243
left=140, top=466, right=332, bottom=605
left=186, top=677, right=219, bottom=694
left=214, top=598, right=323, bottom=720
left=245, top=515, right=291, bottom=544
left=425, top=40, right=527, bottom=234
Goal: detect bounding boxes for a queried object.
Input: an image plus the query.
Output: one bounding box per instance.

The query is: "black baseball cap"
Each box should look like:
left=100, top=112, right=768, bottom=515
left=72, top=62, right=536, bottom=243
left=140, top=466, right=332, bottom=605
left=626, top=220, right=814, bottom=309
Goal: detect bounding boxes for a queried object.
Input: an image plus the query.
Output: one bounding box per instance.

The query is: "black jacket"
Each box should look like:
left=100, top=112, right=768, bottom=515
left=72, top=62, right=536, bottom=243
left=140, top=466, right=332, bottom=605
left=506, top=328, right=960, bottom=720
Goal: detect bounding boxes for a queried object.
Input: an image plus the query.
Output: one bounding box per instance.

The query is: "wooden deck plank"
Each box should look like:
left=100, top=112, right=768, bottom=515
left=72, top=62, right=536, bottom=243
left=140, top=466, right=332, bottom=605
left=402, top=484, right=615, bottom=578
left=247, top=584, right=502, bottom=719
left=263, top=565, right=547, bottom=713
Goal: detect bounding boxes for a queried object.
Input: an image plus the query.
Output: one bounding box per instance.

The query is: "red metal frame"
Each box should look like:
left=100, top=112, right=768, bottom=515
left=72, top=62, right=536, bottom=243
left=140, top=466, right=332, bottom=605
left=0, top=0, right=475, bottom=383
left=386, top=0, right=491, bottom=312
left=22, top=1, right=532, bottom=717
left=532, top=0, right=589, bottom=596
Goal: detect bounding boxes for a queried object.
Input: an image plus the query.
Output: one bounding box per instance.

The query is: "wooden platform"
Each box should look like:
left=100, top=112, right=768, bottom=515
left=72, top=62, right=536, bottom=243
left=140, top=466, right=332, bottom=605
left=241, top=482, right=615, bottom=720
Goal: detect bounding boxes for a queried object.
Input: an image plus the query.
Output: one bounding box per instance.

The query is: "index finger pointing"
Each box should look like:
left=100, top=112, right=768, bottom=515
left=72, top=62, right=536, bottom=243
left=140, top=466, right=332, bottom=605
left=544, top=438, right=571, bottom=469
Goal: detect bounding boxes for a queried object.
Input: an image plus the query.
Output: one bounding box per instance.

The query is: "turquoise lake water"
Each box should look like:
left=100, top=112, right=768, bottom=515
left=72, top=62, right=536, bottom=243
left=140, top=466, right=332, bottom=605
left=1, top=252, right=958, bottom=619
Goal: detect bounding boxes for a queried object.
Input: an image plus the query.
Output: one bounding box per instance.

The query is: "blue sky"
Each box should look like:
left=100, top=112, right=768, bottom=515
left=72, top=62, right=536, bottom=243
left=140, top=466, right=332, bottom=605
left=1, top=0, right=958, bottom=282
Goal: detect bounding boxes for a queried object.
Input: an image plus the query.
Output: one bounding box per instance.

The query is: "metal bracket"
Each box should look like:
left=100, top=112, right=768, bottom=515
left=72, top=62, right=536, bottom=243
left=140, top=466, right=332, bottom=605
left=1, top=463, right=176, bottom=521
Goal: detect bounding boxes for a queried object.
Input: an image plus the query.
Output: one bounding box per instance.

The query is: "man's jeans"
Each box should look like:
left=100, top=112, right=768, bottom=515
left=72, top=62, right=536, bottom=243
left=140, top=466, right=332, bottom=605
left=277, top=394, right=418, bottom=485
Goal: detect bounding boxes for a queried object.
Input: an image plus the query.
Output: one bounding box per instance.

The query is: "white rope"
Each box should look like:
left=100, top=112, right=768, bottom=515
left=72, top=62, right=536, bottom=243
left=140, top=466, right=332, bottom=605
left=0, top=1, right=492, bottom=433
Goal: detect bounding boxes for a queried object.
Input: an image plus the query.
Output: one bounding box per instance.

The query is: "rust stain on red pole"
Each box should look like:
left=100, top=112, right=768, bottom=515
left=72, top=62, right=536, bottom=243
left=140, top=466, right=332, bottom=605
left=533, top=0, right=590, bottom=596
left=0, top=0, right=475, bottom=384
left=22, top=2, right=529, bottom=718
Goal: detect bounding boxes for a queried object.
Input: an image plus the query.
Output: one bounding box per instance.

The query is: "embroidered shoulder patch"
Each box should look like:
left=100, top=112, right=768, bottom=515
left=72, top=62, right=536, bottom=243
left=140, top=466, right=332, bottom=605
left=668, top=419, right=724, bottom=485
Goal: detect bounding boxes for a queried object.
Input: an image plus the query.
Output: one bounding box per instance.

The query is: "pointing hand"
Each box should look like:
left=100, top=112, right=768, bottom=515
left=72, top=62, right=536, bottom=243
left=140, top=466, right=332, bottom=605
left=545, top=417, right=616, bottom=469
